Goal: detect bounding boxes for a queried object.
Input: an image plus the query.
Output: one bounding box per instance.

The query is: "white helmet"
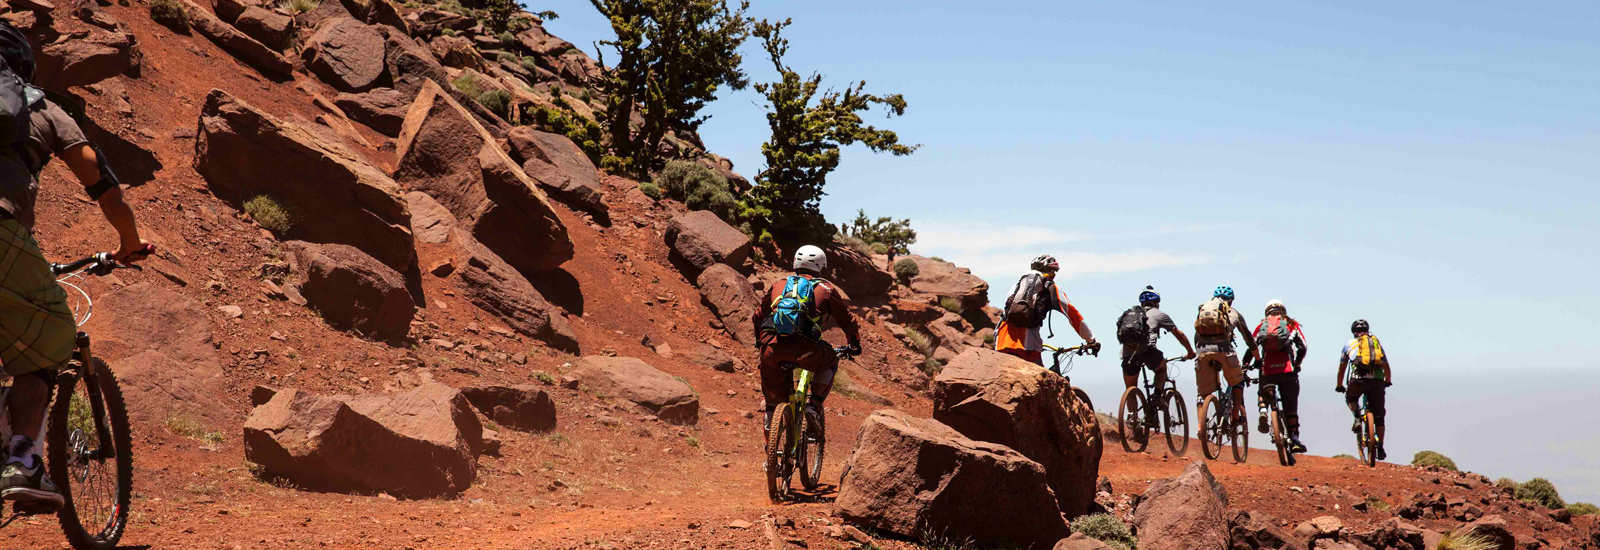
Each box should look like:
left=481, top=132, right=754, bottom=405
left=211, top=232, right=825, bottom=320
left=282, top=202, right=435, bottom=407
left=794, top=245, right=827, bottom=273
left=1265, top=299, right=1286, bottom=315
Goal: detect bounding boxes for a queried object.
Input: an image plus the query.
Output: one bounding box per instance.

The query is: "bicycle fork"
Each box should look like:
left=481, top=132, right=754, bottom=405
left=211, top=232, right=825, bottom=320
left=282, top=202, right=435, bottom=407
left=786, top=369, right=813, bottom=459
left=75, top=332, right=115, bottom=458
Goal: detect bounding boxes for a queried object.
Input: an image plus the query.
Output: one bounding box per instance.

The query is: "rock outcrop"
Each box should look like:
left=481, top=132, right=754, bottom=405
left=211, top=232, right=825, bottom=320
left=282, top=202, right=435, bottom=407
left=285, top=241, right=415, bottom=340
left=395, top=80, right=573, bottom=274
left=460, top=385, right=556, bottom=432
left=243, top=383, right=483, bottom=498
left=194, top=90, right=415, bottom=272
left=1228, top=510, right=1300, bottom=550
left=931, top=348, right=1101, bottom=517
left=302, top=17, right=385, bottom=92
left=696, top=264, right=758, bottom=346
left=905, top=255, right=989, bottom=312
left=382, top=26, right=449, bottom=97
left=1133, top=461, right=1230, bottom=550
left=234, top=7, right=295, bottom=50
left=569, top=357, right=698, bottom=425
left=335, top=88, right=409, bottom=136
left=827, top=246, right=893, bottom=300
left=180, top=0, right=293, bottom=78
left=35, top=27, right=139, bottom=90
left=505, top=127, right=606, bottom=215
left=450, top=227, right=580, bottom=352
left=665, top=211, right=750, bottom=275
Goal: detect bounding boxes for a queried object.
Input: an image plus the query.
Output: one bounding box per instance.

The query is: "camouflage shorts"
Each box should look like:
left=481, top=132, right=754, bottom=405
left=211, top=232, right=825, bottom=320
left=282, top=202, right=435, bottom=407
left=0, top=219, right=76, bottom=376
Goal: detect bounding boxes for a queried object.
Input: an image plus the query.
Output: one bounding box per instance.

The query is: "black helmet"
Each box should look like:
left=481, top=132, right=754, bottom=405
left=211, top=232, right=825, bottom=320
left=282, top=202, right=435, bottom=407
left=1351, top=319, right=1370, bottom=335
left=0, top=21, right=35, bottom=82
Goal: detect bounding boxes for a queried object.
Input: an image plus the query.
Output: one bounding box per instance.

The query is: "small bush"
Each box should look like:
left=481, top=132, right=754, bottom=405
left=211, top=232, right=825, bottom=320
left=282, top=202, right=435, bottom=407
left=893, top=258, right=920, bottom=281
left=982, top=331, right=995, bottom=345
left=477, top=89, right=512, bottom=119
left=638, top=182, right=663, bottom=200
left=497, top=51, right=518, bottom=64
left=904, top=328, right=934, bottom=356
left=1515, top=478, right=1566, bottom=510
left=1332, top=453, right=1355, bottom=459
left=871, top=242, right=891, bottom=255
left=1568, top=502, right=1598, bottom=516
left=165, top=415, right=225, bottom=445
left=546, top=433, right=569, bottom=445
left=685, top=181, right=737, bottom=220
left=835, top=234, right=874, bottom=256
left=939, top=296, right=963, bottom=313
left=1437, top=532, right=1497, bottom=550
left=1411, top=450, right=1458, bottom=471
left=529, top=106, right=604, bottom=165
left=655, top=160, right=731, bottom=204
left=149, top=0, right=188, bottom=31
left=452, top=74, right=485, bottom=98
left=535, top=372, right=556, bottom=385
left=1364, top=495, right=1391, bottom=511
left=921, top=356, right=944, bottom=376
left=929, top=256, right=945, bottom=262
left=244, top=194, right=292, bottom=233
left=283, top=0, right=319, bottom=13
left=685, top=437, right=700, bottom=448
left=1071, top=513, right=1138, bottom=550
left=520, top=56, right=541, bottom=73
left=497, top=31, right=515, bottom=44
left=1495, top=478, right=1519, bottom=491
left=441, top=28, right=458, bottom=37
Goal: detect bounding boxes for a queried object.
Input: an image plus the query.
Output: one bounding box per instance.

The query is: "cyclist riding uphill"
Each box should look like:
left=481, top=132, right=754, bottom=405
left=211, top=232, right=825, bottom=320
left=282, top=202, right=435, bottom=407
left=1337, top=319, right=1392, bottom=460
left=1115, top=286, right=1195, bottom=400
left=0, top=23, right=151, bottom=509
left=752, top=245, right=861, bottom=438
left=995, top=255, right=1096, bottom=366
left=1252, top=299, right=1308, bottom=453
left=1193, top=286, right=1258, bottom=423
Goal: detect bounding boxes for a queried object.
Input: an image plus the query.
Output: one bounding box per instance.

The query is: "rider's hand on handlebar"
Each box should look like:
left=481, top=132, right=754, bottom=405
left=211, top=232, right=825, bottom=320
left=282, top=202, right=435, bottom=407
left=1335, top=385, right=1346, bottom=393
left=114, top=240, right=155, bottom=264
left=1183, top=350, right=1197, bottom=361
left=845, top=342, right=862, bottom=357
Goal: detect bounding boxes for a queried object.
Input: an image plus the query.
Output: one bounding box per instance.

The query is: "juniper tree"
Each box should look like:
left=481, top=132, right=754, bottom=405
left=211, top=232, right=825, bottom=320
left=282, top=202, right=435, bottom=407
left=839, top=209, right=916, bottom=254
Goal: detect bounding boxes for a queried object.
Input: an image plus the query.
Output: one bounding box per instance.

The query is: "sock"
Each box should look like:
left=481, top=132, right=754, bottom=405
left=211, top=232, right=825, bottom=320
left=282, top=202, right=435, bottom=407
left=7, top=436, right=36, bottom=469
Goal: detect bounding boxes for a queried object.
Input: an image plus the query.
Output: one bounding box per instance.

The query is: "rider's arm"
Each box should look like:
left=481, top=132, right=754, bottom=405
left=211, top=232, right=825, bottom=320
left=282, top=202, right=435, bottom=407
left=61, top=144, right=146, bottom=261
left=1383, top=357, right=1392, bottom=385
left=1055, top=287, right=1094, bottom=344
left=1235, top=314, right=1258, bottom=363
left=751, top=285, right=774, bottom=347
left=1335, top=344, right=1350, bottom=390
left=1291, top=329, right=1308, bottom=369
left=818, top=283, right=861, bottom=348
left=1170, top=327, right=1197, bottom=358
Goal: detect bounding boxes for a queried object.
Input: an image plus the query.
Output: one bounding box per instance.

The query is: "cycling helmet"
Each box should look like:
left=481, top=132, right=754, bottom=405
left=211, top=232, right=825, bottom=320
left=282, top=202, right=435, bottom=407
left=1264, top=299, right=1285, bottom=315
left=1030, top=254, right=1059, bottom=273
left=1214, top=286, right=1235, bottom=301
left=1138, top=285, right=1160, bottom=304
left=793, top=245, right=827, bottom=273
left=1351, top=319, right=1370, bottom=335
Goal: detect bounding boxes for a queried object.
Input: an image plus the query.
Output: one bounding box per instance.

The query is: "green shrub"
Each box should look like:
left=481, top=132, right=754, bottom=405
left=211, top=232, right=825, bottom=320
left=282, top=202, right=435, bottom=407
left=938, top=296, right=963, bottom=313
left=1437, top=533, right=1496, bottom=550
left=685, top=180, right=737, bottom=220
left=904, top=328, right=934, bottom=356
left=244, top=194, right=292, bottom=233
left=655, top=160, right=729, bottom=201
left=921, top=356, right=944, bottom=376
left=497, top=51, right=518, bottom=64
left=497, top=31, right=515, bottom=44
left=452, top=74, right=485, bottom=98
left=149, top=0, right=188, bottom=31
left=893, top=258, right=920, bottom=281
left=1364, top=495, right=1391, bottom=511
left=1495, top=478, right=1519, bottom=491
left=477, top=89, right=512, bottom=119
left=534, top=372, right=555, bottom=385
left=638, top=182, right=662, bottom=200
left=1568, top=502, right=1599, bottom=516
left=520, top=56, right=541, bottom=73
left=1515, top=478, right=1566, bottom=510
left=1332, top=454, right=1355, bottom=459
left=1411, top=450, right=1458, bottom=471
left=441, top=28, right=458, bottom=37
left=1070, top=513, right=1138, bottom=550
left=982, top=331, right=995, bottom=345
left=834, top=233, right=874, bottom=256
left=282, top=0, right=318, bottom=13
left=528, top=106, right=604, bottom=165
left=929, top=256, right=945, bottom=262
left=871, top=242, right=891, bottom=255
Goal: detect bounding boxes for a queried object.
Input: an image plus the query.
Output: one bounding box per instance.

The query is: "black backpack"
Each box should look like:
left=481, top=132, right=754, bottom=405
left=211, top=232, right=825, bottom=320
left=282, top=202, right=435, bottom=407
left=1116, top=305, right=1151, bottom=346
left=1004, top=274, right=1054, bottom=329
left=0, top=21, right=35, bottom=155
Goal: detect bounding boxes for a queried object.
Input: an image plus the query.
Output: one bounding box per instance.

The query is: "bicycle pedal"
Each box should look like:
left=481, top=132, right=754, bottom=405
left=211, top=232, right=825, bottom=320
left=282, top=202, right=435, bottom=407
left=9, top=500, right=59, bottom=516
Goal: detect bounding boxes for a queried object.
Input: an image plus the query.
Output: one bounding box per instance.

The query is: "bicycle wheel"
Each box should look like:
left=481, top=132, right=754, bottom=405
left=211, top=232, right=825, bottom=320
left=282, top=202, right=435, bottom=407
left=48, top=358, right=133, bottom=550
left=1198, top=395, right=1223, bottom=460
left=1271, top=410, right=1291, bottom=467
left=1361, top=413, right=1378, bottom=468
left=1071, top=386, right=1095, bottom=413
left=764, top=403, right=794, bottom=503
left=1161, top=389, right=1189, bottom=457
left=1230, top=409, right=1249, bottom=463
left=797, top=407, right=825, bottom=491
left=1117, top=387, right=1148, bottom=453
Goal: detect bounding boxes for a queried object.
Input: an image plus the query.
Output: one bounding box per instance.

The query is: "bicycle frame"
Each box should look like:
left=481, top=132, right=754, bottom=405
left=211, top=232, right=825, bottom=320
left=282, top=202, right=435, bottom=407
left=785, top=368, right=814, bottom=458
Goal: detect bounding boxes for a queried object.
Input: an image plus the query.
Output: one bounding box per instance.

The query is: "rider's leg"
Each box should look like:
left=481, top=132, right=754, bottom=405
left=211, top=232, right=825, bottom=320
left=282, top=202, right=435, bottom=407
left=1223, top=352, right=1247, bottom=421
left=803, top=345, right=841, bottom=419
left=0, top=220, right=78, bottom=504
left=1281, top=374, right=1306, bottom=451
left=1256, top=374, right=1273, bottom=434
left=1369, top=383, right=1388, bottom=459
left=756, top=338, right=791, bottom=440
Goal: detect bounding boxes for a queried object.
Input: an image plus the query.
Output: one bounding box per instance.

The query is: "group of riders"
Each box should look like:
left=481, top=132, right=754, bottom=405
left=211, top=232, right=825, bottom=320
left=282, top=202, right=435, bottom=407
left=755, top=248, right=1395, bottom=469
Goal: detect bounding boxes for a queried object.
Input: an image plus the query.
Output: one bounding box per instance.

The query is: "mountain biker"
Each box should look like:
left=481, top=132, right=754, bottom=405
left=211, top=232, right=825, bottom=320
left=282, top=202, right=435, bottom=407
left=1193, top=286, right=1257, bottom=424
left=1337, top=319, right=1392, bottom=461
left=1252, top=299, right=1308, bottom=454
left=995, top=255, right=1096, bottom=366
left=1117, top=286, right=1195, bottom=422
left=0, top=24, right=151, bottom=509
left=752, top=245, right=861, bottom=438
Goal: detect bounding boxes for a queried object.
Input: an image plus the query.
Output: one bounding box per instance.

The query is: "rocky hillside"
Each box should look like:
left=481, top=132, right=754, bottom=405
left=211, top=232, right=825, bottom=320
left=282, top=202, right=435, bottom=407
left=3, top=0, right=1596, bottom=549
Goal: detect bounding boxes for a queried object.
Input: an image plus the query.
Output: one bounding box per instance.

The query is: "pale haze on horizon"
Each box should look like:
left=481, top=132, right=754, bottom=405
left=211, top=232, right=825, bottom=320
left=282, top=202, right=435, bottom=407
left=536, top=0, right=1600, bottom=502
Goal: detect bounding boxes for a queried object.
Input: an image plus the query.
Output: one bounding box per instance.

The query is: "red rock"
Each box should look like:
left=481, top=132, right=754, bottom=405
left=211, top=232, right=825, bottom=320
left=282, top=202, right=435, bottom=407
left=904, top=255, right=989, bottom=312
left=335, top=88, right=409, bottom=136
left=285, top=241, right=415, bottom=340
left=1134, top=461, right=1230, bottom=550
left=302, top=17, right=386, bottom=92
left=695, top=264, right=758, bottom=346
left=665, top=211, right=751, bottom=275
left=570, top=357, right=698, bottom=425
left=460, top=385, right=556, bottom=432
left=506, top=127, right=606, bottom=215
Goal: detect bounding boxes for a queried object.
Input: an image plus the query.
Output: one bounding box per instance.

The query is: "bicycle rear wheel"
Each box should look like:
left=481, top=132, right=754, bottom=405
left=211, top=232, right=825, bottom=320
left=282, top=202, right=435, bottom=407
left=1271, top=410, right=1291, bottom=466
left=764, top=404, right=794, bottom=502
left=1361, top=413, right=1378, bottom=468
left=1161, top=389, right=1189, bottom=457
left=1199, top=396, right=1224, bottom=460
left=1230, top=410, right=1249, bottom=463
left=1117, top=387, right=1148, bottom=453
left=1071, top=386, right=1095, bottom=414
left=48, top=358, right=133, bottom=550
left=797, top=407, right=825, bottom=491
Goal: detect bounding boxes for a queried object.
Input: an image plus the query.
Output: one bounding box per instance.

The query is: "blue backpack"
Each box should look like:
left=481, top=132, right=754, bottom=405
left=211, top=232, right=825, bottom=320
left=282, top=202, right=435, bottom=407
left=770, top=276, right=820, bottom=337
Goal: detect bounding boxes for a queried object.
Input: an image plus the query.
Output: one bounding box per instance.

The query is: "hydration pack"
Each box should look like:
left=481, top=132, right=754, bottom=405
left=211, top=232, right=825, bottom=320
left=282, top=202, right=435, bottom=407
left=1256, top=314, right=1292, bottom=352
left=1353, top=334, right=1385, bottom=366
left=769, top=276, right=820, bottom=337
left=0, top=21, right=35, bottom=156
left=1004, top=273, right=1052, bottom=328
left=1116, top=306, right=1151, bottom=346
left=1195, top=297, right=1232, bottom=337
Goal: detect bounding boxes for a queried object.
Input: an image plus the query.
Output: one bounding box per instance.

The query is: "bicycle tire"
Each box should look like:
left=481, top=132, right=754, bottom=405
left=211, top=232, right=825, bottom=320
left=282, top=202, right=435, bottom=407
left=1272, top=410, right=1290, bottom=467
left=1071, top=386, right=1095, bottom=414
left=1161, top=388, right=1189, bottom=457
left=1199, top=395, right=1223, bottom=460
left=798, top=408, right=825, bottom=491
left=764, top=404, right=793, bottom=503
left=49, top=358, right=133, bottom=550
left=1231, top=411, right=1249, bottom=464
left=1117, top=387, right=1148, bottom=453
left=1362, top=413, right=1378, bottom=468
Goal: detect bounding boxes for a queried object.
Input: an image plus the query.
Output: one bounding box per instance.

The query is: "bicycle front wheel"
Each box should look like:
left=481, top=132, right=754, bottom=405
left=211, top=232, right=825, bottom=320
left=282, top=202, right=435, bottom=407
left=1361, top=413, right=1378, bottom=468
left=48, top=358, right=133, bottom=550
left=1272, top=410, right=1292, bottom=467
left=797, top=407, right=825, bottom=491
left=1230, top=410, right=1249, bottom=464
left=1199, top=395, right=1224, bottom=461
left=1117, top=387, right=1148, bottom=453
left=1161, top=389, right=1189, bottom=457
left=765, top=403, right=794, bottom=503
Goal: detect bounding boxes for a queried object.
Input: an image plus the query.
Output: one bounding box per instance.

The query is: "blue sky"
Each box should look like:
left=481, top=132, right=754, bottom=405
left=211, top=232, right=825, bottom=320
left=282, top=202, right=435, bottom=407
left=538, top=1, right=1600, bottom=501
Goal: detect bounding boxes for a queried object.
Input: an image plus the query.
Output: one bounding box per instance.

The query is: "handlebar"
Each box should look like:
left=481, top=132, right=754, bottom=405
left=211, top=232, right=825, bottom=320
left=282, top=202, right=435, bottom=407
left=50, top=248, right=150, bottom=277
left=1045, top=342, right=1101, bottom=358
left=834, top=346, right=861, bottom=360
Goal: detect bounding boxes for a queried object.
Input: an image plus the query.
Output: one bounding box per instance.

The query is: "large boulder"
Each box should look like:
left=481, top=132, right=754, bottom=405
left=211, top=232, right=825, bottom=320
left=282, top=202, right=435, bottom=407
left=695, top=264, right=758, bottom=346
left=1133, top=461, right=1230, bottom=550
left=931, top=348, right=1101, bottom=517
left=285, top=241, right=414, bottom=340
left=826, top=246, right=893, bottom=300
left=405, top=191, right=455, bottom=244
left=1055, top=534, right=1116, bottom=550
left=382, top=27, right=449, bottom=98
left=213, top=0, right=256, bottom=22
left=1460, top=516, right=1515, bottom=550
left=195, top=90, right=415, bottom=271
left=335, top=88, right=409, bottom=136
left=505, top=127, right=606, bottom=215
left=234, top=7, right=295, bottom=51
left=569, top=357, right=698, bottom=425
left=428, top=34, right=488, bottom=71
left=664, top=210, right=751, bottom=275
left=905, top=255, right=989, bottom=312
left=243, top=383, right=483, bottom=498
left=1347, top=517, right=1427, bottom=550
left=302, top=17, right=387, bottom=92
left=1229, top=510, right=1300, bottom=550
left=836, top=410, right=1069, bottom=549
left=395, top=80, right=573, bottom=273
left=460, top=385, right=556, bottom=432
left=450, top=227, right=580, bottom=352
left=514, top=23, right=574, bottom=56
left=180, top=0, right=293, bottom=78
left=34, top=28, right=139, bottom=90
left=683, top=343, right=736, bottom=373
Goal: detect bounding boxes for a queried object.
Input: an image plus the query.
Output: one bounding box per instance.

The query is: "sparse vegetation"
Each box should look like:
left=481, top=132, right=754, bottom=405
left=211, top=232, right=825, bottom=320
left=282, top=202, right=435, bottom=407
left=1364, top=495, right=1391, bottom=511
left=1411, top=450, right=1458, bottom=471
left=528, top=105, right=604, bottom=164
left=535, top=371, right=556, bottom=385
left=904, top=328, right=935, bottom=356
left=893, top=258, right=920, bottom=282
left=921, top=356, right=944, bottom=376
left=281, top=0, right=318, bottom=13
left=685, top=437, right=700, bottom=448
left=1437, top=532, right=1496, bottom=550
left=441, top=28, right=458, bottom=37
left=916, top=532, right=978, bottom=550
left=1070, top=513, right=1138, bottom=550
left=165, top=415, right=225, bottom=446
left=452, top=74, right=511, bottom=119
left=520, top=56, right=541, bottom=73
left=1568, top=502, right=1599, bottom=516
left=546, top=433, right=570, bottom=445
left=939, top=296, right=963, bottom=313
left=654, top=161, right=737, bottom=220
left=982, top=331, right=995, bottom=345
left=1495, top=477, right=1519, bottom=491
left=838, top=209, right=917, bottom=255
left=244, top=194, right=292, bottom=234
left=929, top=256, right=945, bottom=262
left=834, top=233, right=874, bottom=257
left=1515, top=477, right=1565, bottom=510
left=638, top=182, right=663, bottom=200
left=1332, top=454, right=1355, bottom=459
left=149, top=0, right=188, bottom=31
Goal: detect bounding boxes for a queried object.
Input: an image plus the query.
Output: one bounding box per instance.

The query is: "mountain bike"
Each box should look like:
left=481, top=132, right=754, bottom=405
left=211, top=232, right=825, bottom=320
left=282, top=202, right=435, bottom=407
left=1043, top=342, right=1100, bottom=411
left=0, top=253, right=138, bottom=549
left=1259, top=380, right=1295, bottom=466
left=1198, top=358, right=1253, bottom=463
left=1344, top=378, right=1384, bottom=468
left=765, top=346, right=856, bottom=503
left=1117, top=356, right=1189, bottom=456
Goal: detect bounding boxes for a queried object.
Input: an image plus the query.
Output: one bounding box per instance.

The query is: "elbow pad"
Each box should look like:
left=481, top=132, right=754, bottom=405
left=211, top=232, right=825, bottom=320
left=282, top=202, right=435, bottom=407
left=84, top=142, right=120, bottom=201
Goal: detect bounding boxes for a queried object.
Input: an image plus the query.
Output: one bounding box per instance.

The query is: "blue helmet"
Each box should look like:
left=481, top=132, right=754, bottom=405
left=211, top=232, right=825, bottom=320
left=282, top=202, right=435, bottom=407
left=1214, top=286, right=1235, bottom=300
left=1139, top=286, right=1160, bottom=304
